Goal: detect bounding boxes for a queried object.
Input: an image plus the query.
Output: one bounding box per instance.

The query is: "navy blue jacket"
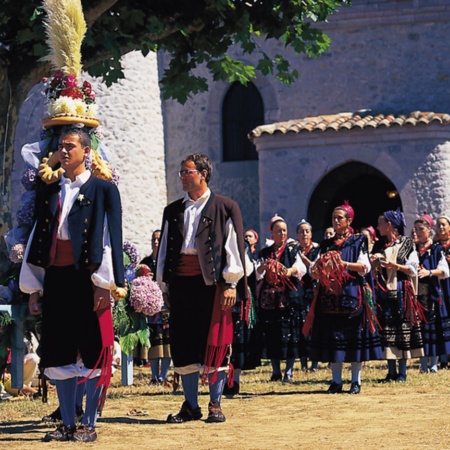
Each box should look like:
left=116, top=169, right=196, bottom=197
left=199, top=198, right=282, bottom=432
left=27, top=175, right=125, bottom=288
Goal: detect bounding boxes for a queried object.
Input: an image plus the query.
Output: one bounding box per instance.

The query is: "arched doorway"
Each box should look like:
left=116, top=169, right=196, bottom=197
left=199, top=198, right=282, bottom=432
left=308, top=162, right=402, bottom=241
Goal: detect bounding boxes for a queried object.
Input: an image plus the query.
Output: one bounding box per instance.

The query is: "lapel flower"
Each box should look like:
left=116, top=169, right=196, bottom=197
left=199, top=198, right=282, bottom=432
left=77, top=193, right=85, bottom=203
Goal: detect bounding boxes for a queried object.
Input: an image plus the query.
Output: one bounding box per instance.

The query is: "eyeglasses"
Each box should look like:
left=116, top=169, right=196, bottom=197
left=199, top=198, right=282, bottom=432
left=178, top=169, right=199, bottom=178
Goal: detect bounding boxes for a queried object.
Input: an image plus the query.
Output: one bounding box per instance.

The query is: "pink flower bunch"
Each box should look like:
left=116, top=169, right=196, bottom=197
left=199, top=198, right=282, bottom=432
left=44, top=70, right=96, bottom=103
left=129, top=276, right=163, bottom=317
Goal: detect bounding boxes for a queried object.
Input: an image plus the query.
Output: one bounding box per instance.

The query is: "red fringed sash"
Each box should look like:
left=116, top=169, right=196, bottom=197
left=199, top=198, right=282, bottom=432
left=404, top=280, right=427, bottom=327
left=302, top=285, right=318, bottom=337
left=77, top=306, right=114, bottom=414
left=201, top=285, right=234, bottom=387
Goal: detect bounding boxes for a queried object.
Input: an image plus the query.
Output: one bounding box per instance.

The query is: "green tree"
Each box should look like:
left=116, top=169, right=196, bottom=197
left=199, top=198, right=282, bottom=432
left=0, top=0, right=349, bottom=236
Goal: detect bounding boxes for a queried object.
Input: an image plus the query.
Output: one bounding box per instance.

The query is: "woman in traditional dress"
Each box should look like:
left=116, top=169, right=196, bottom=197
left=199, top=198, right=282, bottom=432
left=414, top=214, right=450, bottom=373
left=436, top=214, right=450, bottom=369
left=244, top=229, right=259, bottom=258
left=256, top=214, right=307, bottom=382
left=306, top=202, right=382, bottom=394
left=361, top=226, right=378, bottom=254
left=373, top=208, right=424, bottom=382
left=223, top=243, right=261, bottom=397
left=296, top=219, right=320, bottom=372
left=141, top=230, right=172, bottom=386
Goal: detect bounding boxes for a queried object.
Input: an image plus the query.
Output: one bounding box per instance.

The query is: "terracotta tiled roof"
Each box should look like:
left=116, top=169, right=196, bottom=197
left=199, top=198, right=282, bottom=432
left=249, top=111, right=450, bottom=139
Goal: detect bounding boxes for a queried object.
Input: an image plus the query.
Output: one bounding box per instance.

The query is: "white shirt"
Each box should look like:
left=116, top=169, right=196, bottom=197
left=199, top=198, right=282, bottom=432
left=156, top=189, right=245, bottom=293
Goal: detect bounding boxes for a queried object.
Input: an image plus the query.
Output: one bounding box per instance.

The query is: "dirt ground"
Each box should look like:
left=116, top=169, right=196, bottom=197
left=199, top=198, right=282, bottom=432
left=1, top=362, right=450, bottom=449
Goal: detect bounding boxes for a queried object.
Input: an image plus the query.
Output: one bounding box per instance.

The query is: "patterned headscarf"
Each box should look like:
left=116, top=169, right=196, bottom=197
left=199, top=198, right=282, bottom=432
left=363, top=225, right=377, bottom=242
left=384, top=208, right=406, bottom=229
left=246, top=229, right=259, bottom=242
left=334, top=200, right=354, bottom=221
left=269, top=214, right=286, bottom=231
left=418, top=212, right=435, bottom=229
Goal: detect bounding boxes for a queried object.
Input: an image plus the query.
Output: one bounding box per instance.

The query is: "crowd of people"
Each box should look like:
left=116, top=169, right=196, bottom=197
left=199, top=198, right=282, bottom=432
left=236, top=205, right=450, bottom=395
left=17, top=146, right=450, bottom=442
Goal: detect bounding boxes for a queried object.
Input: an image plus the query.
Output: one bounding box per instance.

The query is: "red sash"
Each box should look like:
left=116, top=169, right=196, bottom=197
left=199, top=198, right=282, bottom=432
left=52, top=240, right=75, bottom=266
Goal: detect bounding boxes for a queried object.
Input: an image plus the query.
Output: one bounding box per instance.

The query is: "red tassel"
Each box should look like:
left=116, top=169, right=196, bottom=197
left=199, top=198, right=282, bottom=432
left=404, top=281, right=427, bottom=327
left=311, top=251, right=352, bottom=295
left=201, top=286, right=234, bottom=385
left=227, top=363, right=235, bottom=388
left=77, top=307, right=115, bottom=414
left=302, top=286, right=319, bottom=337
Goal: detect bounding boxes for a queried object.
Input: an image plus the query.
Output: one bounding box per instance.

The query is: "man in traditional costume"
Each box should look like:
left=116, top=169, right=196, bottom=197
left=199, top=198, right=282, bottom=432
left=20, top=126, right=124, bottom=442
left=156, top=153, right=247, bottom=423
left=17, top=0, right=126, bottom=442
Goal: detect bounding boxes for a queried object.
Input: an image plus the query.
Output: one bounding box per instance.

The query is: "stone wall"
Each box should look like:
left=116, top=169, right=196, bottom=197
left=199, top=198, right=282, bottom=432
left=13, top=51, right=165, bottom=258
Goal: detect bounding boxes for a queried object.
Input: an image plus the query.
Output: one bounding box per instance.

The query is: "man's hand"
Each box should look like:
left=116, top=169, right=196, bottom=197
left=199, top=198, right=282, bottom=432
left=93, top=286, right=111, bottom=311
left=28, top=292, right=42, bottom=315
left=221, top=285, right=236, bottom=310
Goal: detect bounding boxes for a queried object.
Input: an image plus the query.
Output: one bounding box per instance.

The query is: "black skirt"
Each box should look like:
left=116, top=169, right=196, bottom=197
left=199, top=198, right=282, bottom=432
left=40, top=265, right=102, bottom=369
left=168, top=275, right=215, bottom=367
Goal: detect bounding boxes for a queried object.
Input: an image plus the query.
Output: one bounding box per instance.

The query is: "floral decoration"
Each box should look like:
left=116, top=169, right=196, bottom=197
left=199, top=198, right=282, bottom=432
left=21, top=168, right=38, bottom=191
left=129, top=275, right=163, bottom=317
left=43, top=70, right=98, bottom=118
left=123, top=241, right=139, bottom=268
left=16, top=201, right=35, bottom=228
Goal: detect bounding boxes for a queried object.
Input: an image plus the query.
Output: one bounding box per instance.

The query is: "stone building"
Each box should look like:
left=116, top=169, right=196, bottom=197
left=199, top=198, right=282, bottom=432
left=160, top=0, right=450, bottom=242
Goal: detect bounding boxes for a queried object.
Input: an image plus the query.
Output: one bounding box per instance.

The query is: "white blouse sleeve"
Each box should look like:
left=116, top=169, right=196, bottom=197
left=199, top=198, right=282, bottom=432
left=156, top=220, right=169, bottom=294
left=437, top=252, right=450, bottom=279
left=19, top=224, right=45, bottom=295
left=405, top=250, right=419, bottom=275
left=90, top=215, right=117, bottom=290
left=222, top=218, right=245, bottom=284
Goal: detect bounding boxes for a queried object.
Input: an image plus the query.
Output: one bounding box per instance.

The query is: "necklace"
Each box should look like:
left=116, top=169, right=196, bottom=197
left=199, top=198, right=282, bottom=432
left=334, top=231, right=351, bottom=247
left=417, top=239, right=432, bottom=255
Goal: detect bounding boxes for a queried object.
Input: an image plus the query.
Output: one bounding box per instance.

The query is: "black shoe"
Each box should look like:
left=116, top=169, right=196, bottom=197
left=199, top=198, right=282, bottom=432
left=205, top=401, right=226, bottom=423
left=167, top=401, right=203, bottom=423
left=378, top=373, right=397, bottom=383
left=223, top=382, right=240, bottom=397
left=149, top=378, right=160, bottom=386
left=72, top=425, right=97, bottom=443
left=327, top=382, right=343, bottom=394
left=440, top=361, right=449, bottom=370
left=396, top=374, right=407, bottom=382
left=348, top=382, right=361, bottom=394
left=42, top=425, right=75, bottom=442
left=41, top=406, right=62, bottom=423
left=283, top=374, right=293, bottom=383
left=269, top=373, right=282, bottom=382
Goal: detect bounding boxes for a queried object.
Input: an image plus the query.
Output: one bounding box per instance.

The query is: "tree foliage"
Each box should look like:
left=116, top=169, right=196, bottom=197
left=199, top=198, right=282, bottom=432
left=0, top=0, right=350, bottom=103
